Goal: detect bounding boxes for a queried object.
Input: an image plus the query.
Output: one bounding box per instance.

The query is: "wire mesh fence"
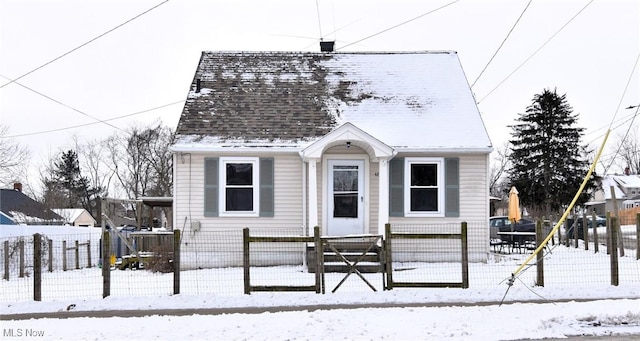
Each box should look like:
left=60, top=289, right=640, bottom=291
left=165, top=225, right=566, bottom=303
left=1, top=230, right=103, bottom=302
left=2, top=216, right=639, bottom=303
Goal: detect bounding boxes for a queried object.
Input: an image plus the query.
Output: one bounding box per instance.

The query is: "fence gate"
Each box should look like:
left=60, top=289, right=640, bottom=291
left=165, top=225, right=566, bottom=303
left=384, top=223, right=469, bottom=289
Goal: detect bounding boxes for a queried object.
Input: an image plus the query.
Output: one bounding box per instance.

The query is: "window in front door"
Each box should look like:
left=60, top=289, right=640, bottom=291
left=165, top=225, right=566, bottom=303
left=333, top=165, right=358, bottom=218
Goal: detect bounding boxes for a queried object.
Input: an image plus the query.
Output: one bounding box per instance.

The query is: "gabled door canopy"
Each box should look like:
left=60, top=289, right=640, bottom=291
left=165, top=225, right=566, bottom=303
left=299, top=122, right=397, bottom=160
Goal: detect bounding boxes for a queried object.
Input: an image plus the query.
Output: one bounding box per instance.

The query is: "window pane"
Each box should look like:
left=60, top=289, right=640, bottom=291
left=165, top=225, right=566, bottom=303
left=411, top=164, right=437, bottom=186
left=333, top=193, right=358, bottom=218
left=410, top=188, right=438, bottom=211
left=226, top=163, right=253, bottom=185
left=333, top=168, right=358, bottom=192
left=226, top=188, right=253, bottom=211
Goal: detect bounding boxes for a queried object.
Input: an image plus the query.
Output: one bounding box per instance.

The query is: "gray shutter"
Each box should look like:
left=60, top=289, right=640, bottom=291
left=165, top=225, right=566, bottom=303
left=389, top=158, right=404, bottom=217
left=259, top=158, right=274, bottom=217
left=444, top=158, right=460, bottom=217
left=204, top=158, right=219, bottom=217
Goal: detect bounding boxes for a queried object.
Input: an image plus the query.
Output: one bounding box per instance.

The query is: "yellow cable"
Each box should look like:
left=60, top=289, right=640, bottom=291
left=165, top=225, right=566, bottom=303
left=512, top=129, right=611, bottom=276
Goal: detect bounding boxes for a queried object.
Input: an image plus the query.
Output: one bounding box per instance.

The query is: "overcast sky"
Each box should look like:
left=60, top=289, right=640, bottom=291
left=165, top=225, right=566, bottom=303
left=1, top=0, right=638, bottom=189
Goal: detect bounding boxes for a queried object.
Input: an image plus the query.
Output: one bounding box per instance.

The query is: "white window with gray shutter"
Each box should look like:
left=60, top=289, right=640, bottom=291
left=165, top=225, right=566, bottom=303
left=204, top=157, right=274, bottom=217
left=389, top=157, right=459, bottom=218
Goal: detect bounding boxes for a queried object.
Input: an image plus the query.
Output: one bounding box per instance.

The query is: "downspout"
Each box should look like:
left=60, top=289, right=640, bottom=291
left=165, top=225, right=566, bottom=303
left=302, top=158, right=307, bottom=269
left=302, top=158, right=307, bottom=236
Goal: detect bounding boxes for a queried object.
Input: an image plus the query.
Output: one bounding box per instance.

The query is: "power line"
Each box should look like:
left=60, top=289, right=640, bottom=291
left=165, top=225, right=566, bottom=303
left=0, top=0, right=169, bottom=89
left=584, top=110, right=640, bottom=145
left=470, top=0, right=533, bottom=88
left=477, top=0, right=594, bottom=104
left=1, top=74, right=125, bottom=133
left=315, top=0, right=323, bottom=40
left=603, top=52, right=640, bottom=173
left=337, top=0, right=460, bottom=51
left=2, top=100, right=184, bottom=138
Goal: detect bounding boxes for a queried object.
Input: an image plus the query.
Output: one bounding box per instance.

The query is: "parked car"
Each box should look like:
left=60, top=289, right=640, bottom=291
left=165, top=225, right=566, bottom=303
left=565, top=216, right=607, bottom=239
left=489, top=216, right=536, bottom=238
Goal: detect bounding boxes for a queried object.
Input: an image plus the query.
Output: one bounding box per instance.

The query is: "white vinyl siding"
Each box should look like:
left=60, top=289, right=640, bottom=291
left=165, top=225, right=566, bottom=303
left=389, top=153, right=489, bottom=262
left=174, top=153, right=303, bottom=230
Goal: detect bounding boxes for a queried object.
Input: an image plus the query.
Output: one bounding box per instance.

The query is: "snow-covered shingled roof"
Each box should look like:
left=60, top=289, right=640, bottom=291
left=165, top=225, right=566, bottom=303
left=601, top=175, right=640, bottom=200
left=172, top=51, right=492, bottom=151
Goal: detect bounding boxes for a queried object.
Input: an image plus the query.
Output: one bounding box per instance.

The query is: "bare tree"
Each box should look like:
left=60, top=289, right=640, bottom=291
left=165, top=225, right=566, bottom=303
left=73, top=135, right=115, bottom=198
left=105, top=122, right=174, bottom=226
left=607, top=124, right=640, bottom=174
left=489, top=141, right=511, bottom=197
left=0, top=124, right=31, bottom=187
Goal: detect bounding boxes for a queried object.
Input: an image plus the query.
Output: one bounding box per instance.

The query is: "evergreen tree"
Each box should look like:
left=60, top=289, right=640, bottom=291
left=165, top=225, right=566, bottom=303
left=43, top=150, right=102, bottom=213
left=508, top=88, right=598, bottom=216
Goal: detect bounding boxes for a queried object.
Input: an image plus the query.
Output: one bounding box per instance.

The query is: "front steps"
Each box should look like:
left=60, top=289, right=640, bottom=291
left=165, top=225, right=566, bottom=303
left=306, top=237, right=385, bottom=273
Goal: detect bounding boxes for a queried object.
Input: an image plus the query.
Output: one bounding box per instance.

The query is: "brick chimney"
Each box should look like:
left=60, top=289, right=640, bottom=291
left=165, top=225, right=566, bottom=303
left=624, top=167, right=631, bottom=176
left=14, top=182, right=22, bottom=192
left=320, top=41, right=335, bottom=52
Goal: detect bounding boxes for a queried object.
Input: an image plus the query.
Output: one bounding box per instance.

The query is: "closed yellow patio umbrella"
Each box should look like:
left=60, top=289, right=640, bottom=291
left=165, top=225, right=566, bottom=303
left=508, top=186, right=521, bottom=231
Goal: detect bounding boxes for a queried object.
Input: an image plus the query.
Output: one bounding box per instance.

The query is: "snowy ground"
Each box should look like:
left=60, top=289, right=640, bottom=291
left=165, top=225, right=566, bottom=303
left=2, top=225, right=639, bottom=340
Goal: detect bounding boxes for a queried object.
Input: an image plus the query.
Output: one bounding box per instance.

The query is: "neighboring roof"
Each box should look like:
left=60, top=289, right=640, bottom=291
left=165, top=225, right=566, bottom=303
left=0, top=189, right=63, bottom=224
left=601, top=175, right=640, bottom=200
left=52, top=208, right=96, bottom=224
left=612, top=174, right=640, bottom=188
left=1, top=211, right=16, bottom=225
left=138, top=197, right=173, bottom=208
left=172, top=51, right=492, bottom=152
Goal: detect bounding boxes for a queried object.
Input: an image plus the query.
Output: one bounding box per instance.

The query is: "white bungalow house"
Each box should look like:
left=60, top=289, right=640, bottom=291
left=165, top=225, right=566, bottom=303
left=52, top=208, right=97, bottom=227
left=586, top=174, right=640, bottom=214
left=170, top=50, right=493, bottom=268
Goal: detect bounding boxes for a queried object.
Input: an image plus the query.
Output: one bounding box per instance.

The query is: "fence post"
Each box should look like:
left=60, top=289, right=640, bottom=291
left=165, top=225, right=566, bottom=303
left=75, top=240, right=80, bottom=270
left=63, top=240, right=67, bottom=271
left=87, top=240, right=92, bottom=268
left=592, top=211, right=599, bottom=253
left=3, top=240, right=8, bottom=280
left=243, top=228, right=250, bottom=295
left=313, top=226, right=322, bottom=294
left=610, top=217, right=619, bottom=286
left=574, top=217, right=579, bottom=248
left=33, top=233, right=42, bottom=301
left=102, top=231, right=110, bottom=298
left=384, top=223, right=393, bottom=290
left=536, top=220, right=544, bottom=287
left=606, top=212, right=611, bottom=255
left=636, top=213, right=640, bottom=261
left=583, top=214, right=589, bottom=251
left=173, top=229, right=180, bottom=295
left=19, top=239, right=24, bottom=278
left=461, top=222, right=469, bottom=289
left=48, top=239, right=53, bottom=272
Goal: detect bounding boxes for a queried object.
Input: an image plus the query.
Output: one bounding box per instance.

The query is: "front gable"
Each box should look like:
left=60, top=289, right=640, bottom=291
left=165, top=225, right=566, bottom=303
left=300, top=122, right=396, bottom=161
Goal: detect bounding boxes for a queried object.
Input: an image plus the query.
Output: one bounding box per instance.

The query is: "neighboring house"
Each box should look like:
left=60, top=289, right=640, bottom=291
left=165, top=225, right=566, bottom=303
left=52, top=208, right=97, bottom=227
left=587, top=174, right=640, bottom=214
left=171, top=50, right=493, bottom=268
left=0, top=184, right=63, bottom=225
left=1, top=211, right=16, bottom=225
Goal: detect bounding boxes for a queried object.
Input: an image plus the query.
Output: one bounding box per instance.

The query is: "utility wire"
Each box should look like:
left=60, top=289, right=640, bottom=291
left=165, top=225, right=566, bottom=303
left=585, top=109, right=640, bottom=145
left=315, top=0, right=323, bottom=40
left=1, top=74, right=124, bottom=133
left=337, top=0, right=460, bottom=51
left=471, top=0, right=533, bottom=88
left=603, top=53, right=640, bottom=173
left=0, top=0, right=169, bottom=89
left=2, top=100, right=184, bottom=138
left=477, top=0, right=594, bottom=104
